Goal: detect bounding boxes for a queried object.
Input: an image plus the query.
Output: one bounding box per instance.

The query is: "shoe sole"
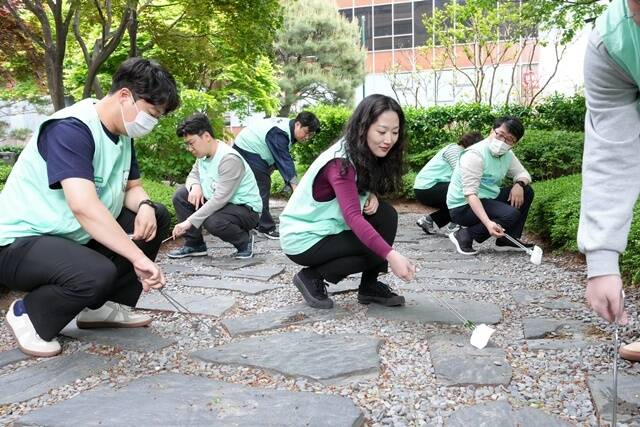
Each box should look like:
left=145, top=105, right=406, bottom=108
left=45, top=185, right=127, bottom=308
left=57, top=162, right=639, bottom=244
left=449, top=233, right=478, bottom=255
left=234, top=234, right=255, bottom=259
left=234, top=253, right=253, bottom=260
left=293, top=274, right=333, bottom=309
left=619, top=347, right=640, bottom=362
left=167, top=251, right=208, bottom=259
left=259, top=232, right=279, bottom=240
left=5, top=319, right=61, bottom=358
left=358, top=294, right=406, bottom=307
left=76, top=318, right=152, bottom=329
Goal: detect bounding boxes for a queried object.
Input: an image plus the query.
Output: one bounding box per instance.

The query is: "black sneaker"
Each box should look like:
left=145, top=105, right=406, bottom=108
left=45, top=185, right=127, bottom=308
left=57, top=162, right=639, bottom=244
left=259, top=229, right=279, bottom=240
left=416, top=215, right=437, bottom=234
left=449, top=229, right=478, bottom=255
left=495, top=237, right=535, bottom=252
left=293, top=269, right=334, bottom=309
left=358, top=281, right=405, bottom=306
left=233, top=233, right=255, bottom=259
left=168, top=243, right=208, bottom=259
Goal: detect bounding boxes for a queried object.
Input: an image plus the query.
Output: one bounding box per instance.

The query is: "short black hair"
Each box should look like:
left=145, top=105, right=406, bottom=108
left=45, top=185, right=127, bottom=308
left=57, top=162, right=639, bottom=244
left=176, top=113, right=214, bottom=138
left=458, top=131, right=483, bottom=148
left=110, top=57, right=180, bottom=115
left=294, top=111, right=320, bottom=133
left=493, top=116, right=524, bottom=142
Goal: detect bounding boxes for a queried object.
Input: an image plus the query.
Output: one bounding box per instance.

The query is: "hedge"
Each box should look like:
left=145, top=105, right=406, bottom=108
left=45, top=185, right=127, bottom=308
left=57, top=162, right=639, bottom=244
left=527, top=174, right=640, bottom=285
left=0, top=163, right=11, bottom=191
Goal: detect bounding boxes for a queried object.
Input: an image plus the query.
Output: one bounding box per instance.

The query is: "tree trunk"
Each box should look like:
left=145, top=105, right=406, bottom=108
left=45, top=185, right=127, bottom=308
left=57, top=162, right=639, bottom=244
left=128, top=8, right=138, bottom=57
left=278, top=103, right=291, bottom=117
left=44, top=51, right=65, bottom=110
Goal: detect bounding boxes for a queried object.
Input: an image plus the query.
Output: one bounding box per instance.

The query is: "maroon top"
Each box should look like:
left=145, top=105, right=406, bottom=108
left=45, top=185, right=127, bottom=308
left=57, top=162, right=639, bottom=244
left=312, top=158, right=392, bottom=260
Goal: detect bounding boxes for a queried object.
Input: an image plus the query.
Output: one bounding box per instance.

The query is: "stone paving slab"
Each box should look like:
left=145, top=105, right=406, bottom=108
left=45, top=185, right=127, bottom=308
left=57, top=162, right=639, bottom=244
left=61, top=321, right=176, bottom=352
left=588, top=371, right=640, bottom=424
left=447, top=401, right=572, bottom=427
left=0, top=352, right=115, bottom=404
left=222, top=304, right=349, bottom=337
left=15, top=373, right=365, bottom=427
left=0, top=348, right=30, bottom=369
left=328, top=280, right=360, bottom=295
left=192, top=332, right=381, bottom=383
left=522, top=318, right=597, bottom=351
left=219, top=266, right=285, bottom=282
left=418, top=261, right=492, bottom=272
left=400, top=281, right=472, bottom=293
left=429, top=335, right=511, bottom=386
left=413, top=252, right=471, bottom=262
left=512, top=290, right=583, bottom=310
left=209, top=256, right=265, bottom=270
left=182, top=277, right=283, bottom=295
left=415, top=270, right=515, bottom=283
left=158, top=263, right=196, bottom=275
left=367, top=294, right=502, bottom=325
left=137, top=291, right=235, bottom=317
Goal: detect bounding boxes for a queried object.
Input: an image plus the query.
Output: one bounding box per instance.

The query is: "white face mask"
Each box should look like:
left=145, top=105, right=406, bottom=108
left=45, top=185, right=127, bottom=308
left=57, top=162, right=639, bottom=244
left=488, top=137, right=511, bottom=157
left=120, top=96, right=158, bottom=138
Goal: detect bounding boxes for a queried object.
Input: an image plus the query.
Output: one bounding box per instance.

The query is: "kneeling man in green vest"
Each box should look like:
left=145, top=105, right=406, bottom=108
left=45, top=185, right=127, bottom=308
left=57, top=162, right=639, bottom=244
left=0, top=58, right=179, bottom=357
left=447, top=116, right=535, bottom=255
left=233, top=112, right=320, bottom=239
left=169, top=113, right=262, bottom=259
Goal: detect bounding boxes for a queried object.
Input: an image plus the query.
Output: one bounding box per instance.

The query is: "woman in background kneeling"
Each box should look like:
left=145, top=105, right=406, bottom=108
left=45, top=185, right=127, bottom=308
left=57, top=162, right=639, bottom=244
left=279, top=94, right=415, bottom=309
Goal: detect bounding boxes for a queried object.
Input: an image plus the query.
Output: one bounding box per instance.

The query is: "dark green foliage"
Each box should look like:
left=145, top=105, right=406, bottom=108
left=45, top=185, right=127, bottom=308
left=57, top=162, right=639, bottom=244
left=512, top=129, right=584, bottom=180
left=0, top=163, right=12, bottom=191
left=142, top=180, right=178, bottom=227
left=0, top=145, right=25, bottom=155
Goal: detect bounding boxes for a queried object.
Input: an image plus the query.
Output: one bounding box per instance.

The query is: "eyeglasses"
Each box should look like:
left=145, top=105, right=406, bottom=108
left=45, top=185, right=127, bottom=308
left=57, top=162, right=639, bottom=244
left=493, top=129, right=517, bottom=146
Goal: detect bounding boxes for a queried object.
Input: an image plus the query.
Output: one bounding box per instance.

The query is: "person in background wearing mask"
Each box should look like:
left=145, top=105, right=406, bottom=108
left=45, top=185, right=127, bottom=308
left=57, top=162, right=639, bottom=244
left=233, top=112, right=320, bottom=240
left=578, top=0, right=640, bottom=361
left=169, top=113, right=262, bottom=260
left=414, top=131, right=483, bottom=236
left=446, top=116, right=534, bottom=255
left=0, top=58, right=179, bottom=357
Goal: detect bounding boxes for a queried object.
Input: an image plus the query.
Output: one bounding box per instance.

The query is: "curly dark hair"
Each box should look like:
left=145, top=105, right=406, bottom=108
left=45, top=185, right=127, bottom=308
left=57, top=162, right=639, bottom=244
left=341, top=94, right=407, bottom=195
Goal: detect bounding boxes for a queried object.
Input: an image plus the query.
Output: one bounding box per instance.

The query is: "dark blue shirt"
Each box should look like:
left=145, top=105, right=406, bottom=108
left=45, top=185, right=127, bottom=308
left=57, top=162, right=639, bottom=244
left=263, top=120, right=297, bottom=184
left=37, top=117, right=140, bottom=190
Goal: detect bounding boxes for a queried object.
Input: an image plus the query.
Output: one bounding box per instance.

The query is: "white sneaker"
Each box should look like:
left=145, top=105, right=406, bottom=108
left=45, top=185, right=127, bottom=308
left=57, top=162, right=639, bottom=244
left=76, top=301, right=152, bottom=329
left=5, top=300, right=62, bottom=357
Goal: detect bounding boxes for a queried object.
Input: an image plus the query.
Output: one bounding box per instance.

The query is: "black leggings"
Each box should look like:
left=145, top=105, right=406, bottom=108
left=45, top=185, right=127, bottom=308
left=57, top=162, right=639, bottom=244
left=0, top=205, right=170, bottom=340
left=414, top=182, right=451, bottom=227
left=287, top=200, right=397, bottom=286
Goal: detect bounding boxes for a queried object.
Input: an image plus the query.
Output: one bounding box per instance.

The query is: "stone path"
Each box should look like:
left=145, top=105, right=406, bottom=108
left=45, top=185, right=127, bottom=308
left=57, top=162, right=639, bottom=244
left=1, top=207, right=639, bottom=426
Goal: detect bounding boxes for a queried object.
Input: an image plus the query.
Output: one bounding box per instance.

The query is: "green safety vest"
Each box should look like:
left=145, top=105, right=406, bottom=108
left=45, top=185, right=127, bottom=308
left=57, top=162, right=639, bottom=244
left=447, top=139, right=513, bottom=209
left=197, top=141, right=263, bottom=213
left=414, top=144, right=461, bottom=190
left=280, top=140, right=369, bottom=255
left=596, top=0, right=640, bottom=89
left=233, top=118, right=292, bottom=166
left=0, top=98, right=131, bottom=245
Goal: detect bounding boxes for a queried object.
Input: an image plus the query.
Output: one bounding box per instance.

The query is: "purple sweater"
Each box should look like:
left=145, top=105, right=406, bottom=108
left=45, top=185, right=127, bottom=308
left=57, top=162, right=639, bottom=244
left=312, top=159, right=392, bottom=260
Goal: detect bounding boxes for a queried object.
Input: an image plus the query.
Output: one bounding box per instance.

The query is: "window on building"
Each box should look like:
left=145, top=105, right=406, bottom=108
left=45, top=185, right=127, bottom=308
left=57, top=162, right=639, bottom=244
left=339, top=8, right=353, bottom=22
left=374, top=5, right=393, bottom=37
left=375, top=36, right=393, bottom=51
left=413, top=1, right=432, bottom=47
left=354, top=7, right=373, bottom=51
left=394, top=35, right=413, bottom=49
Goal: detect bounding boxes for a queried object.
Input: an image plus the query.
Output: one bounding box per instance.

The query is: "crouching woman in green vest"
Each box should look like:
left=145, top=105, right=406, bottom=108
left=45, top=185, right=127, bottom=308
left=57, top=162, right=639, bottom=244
left=0, top=58, right=179, bottom=357
left=169, top=113, right=262, bottom=259
left=280, top=94, right=416, bottom=309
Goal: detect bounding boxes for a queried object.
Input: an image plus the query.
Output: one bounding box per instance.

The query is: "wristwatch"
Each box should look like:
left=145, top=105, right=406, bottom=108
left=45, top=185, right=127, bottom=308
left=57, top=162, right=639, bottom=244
left=138, top=199, right=156, bottom=210
left=515, top=181, right=528, bottom=189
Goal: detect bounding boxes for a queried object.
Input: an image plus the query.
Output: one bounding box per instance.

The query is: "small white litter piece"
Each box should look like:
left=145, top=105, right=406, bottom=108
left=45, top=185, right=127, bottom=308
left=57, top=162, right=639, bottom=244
left=503, top=233, right=543, bottom=265
left=470, top=324, right=496, bottom=349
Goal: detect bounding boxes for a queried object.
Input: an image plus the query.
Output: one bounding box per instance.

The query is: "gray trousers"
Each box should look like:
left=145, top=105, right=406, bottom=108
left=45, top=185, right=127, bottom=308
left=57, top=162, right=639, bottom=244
left=172, top=186, right=259, bottom=249
left=578, top=30, right=640, bottom=278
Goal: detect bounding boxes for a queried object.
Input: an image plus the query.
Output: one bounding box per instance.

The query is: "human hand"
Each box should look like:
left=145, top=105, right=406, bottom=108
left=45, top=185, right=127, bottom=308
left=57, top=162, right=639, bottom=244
left=188, top=185, right=205, bottom=210
left=387, top=250, right=416, bottom=282
left=364, top=194, right=379, bottom=215
left=586, top=275, right=628, bottom=324
left=485, top=220, right=505, bottom=238
left=132, top=204, right=157, bottom=242
left=508, top=185, right=524, bottom=208
left=172, top=220, right=192, bottom=239
left=133, top=256, right=165, bottom=291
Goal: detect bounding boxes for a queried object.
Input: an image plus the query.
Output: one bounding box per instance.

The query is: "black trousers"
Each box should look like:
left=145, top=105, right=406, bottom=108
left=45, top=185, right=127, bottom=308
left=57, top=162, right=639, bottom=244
left=0, top=205, right=170, bottom=341
left=449, top=186, right=534, bottom=243
left=287, top=200, right=397, bottom=286
left=414, top=182, right=451, bottom=228
left=232, top=145, right=276, bottom=233
left=172, top=185, right=259, bottom=249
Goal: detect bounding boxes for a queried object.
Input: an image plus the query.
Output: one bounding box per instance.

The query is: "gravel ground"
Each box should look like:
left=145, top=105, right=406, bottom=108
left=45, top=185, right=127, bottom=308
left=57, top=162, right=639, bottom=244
left=0, top=204, right=639, bottom=426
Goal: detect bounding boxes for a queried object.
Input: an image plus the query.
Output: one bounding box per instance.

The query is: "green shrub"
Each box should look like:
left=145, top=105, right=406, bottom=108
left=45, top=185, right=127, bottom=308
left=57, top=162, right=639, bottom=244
left=0, top=145, right=25, bottom=155
left=532, top=93, right=586, bottom=133
left=142, top=180, right=178, bottom=226
left=136, top=89, right=224, bottom=184
left=513, top=129, right=583, bottom=180
left=0, top=163, right=12, bottom=191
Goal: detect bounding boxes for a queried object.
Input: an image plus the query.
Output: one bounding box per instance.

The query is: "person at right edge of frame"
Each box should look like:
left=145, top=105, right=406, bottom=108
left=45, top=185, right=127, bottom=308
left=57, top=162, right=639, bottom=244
left=232, top=112, right=320, bottom=240
left=578, top=0, right=640, bottom=362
